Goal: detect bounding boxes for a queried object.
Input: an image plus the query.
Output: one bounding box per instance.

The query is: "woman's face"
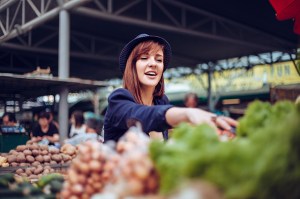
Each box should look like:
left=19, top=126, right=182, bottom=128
left=39, top=117, right=49, bottom=127
left=135, top=49, right=164, bottom=88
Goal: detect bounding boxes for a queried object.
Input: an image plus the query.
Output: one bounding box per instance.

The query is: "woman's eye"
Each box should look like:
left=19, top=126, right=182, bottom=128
left=156, top=59, right=163, bottom=62
left=140, top=57, right=148, bottom=60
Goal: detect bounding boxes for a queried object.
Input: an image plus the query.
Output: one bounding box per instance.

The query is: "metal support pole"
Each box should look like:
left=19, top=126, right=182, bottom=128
left=58, top=9, right=70, bottom=144
left=93, top=91, right=100, bottom=116
left=207, top=64, right=214, bottom=111
left=59, top=87, right=69, bottom=144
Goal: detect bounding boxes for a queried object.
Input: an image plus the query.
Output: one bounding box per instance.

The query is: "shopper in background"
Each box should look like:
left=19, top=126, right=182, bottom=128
left=1, top=112, right=17, bottom=126
left=1, top=112, right=26, bottom=133
left=69, top=110, right=87, bottom=138
left=65, top=115, right=103, bottom=145
left=45, top=109, right=59, bottom=130
left=104, top=33, right=237, bottom=142
left=184, top=92, right=199, bottom=108
left=31, top=111, right=59, bottom=144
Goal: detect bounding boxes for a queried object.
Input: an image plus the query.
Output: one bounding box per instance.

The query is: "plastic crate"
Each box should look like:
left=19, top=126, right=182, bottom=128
left=0, top=132, right=30, bottom=153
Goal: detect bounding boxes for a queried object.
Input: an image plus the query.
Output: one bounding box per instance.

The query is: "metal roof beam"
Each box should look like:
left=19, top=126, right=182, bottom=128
left=1, top=42, right=116, bottom=62
left=0, top=0, right=18, bottom=12
left=0, top=0, right=91, bottom=43
left=74, top=7, right=283, bottom=51
left=161, top=0, right=293, bottom=47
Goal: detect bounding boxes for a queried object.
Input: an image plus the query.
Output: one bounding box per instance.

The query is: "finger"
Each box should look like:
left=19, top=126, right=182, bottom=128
left=216, top=117, right=231, bottom=130
left=223, top=117, right=238, bottom=127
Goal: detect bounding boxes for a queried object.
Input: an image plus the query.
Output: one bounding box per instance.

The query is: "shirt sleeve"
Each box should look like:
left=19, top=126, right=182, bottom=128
left=105, top=88, right=173, bottom=134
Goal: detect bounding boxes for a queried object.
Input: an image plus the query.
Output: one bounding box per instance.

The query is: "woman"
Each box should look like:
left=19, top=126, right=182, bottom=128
left=69, top=110, right=86, bottom=138
left=104, top=33, right=237, bottom=142
left=184, top=92, right=199, bottom=108
left=31, top=111, right=59, bottom=144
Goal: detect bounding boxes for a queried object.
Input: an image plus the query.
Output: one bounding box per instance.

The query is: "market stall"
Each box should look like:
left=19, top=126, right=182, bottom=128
left=0, top=100, right=299, bottom=198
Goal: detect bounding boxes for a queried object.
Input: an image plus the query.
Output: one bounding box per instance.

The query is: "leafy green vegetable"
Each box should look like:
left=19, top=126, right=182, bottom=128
left=150, top=101, right=300, bottom=199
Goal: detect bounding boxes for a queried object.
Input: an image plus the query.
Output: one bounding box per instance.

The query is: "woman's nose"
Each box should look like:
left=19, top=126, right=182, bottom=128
left=148, top=57, right=157, bottom=67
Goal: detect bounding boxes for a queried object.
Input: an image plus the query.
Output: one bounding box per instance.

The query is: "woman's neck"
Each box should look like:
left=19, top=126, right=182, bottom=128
left=141, top=86, right=155, bottom=106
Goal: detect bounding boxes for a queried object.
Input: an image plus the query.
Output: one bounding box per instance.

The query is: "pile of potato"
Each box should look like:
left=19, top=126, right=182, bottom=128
left=15, top=165, right=55, bottom=180
left=6, top=143, right=76, bottom=167
left=2, top=143, right=77, bottom=180
left=61, top=141, right=119, bottom=199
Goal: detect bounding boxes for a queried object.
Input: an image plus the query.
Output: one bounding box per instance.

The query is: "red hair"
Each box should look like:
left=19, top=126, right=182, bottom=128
left=123, top=41, right=165, bottom=104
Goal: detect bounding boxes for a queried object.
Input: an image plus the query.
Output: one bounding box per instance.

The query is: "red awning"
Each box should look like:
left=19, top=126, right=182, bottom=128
left=269, top=0, right=300, bottom=34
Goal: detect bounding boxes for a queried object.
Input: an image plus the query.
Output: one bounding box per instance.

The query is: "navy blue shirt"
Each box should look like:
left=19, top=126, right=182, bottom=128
left=104, top=88, right=173, bottom=142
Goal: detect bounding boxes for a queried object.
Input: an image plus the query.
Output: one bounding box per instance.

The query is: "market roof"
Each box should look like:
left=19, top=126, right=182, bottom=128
left=0, top=73, right=108, bottom=100
left=0, top=0, right=297, bottom=80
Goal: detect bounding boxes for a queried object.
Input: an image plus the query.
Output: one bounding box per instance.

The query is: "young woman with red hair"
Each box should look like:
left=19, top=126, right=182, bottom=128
left=104, top=34, right=237, bottom=142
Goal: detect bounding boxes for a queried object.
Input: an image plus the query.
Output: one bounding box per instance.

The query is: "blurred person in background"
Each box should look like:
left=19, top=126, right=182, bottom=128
left=31, top=111, right=59, bottom=144
left=65, top=114, right=103, bottom=145
left=184, top=92, right=199, bottom=108
left=1, top=112, right=25, bottom=133
left=45, top=108, right=59, bottom=129
left=69, top=110, right=87, bottom=138
left=2, top=112, right=17, bottom=126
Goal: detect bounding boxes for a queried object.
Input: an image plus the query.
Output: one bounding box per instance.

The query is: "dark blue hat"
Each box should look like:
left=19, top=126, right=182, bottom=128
left=119, top=33, right=172, bottom=74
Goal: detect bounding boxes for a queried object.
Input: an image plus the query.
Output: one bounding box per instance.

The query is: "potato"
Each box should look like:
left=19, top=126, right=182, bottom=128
left=30, top=167, right=36, bottom=173
left=16, top=168, right=23, bottom=175
left=49, top=148, right=60, bottom=154
left=7, top=155, right=16, bottom=163
left=51, top=154, right=62, bottom=162
left=31, top=149, right=40, bottom=156
left=40, top=145, right=48, bottom=151
left=35, top=155, right=44, bottom=162
left=16, top=145, right=27, bottom=152
left=26, top=155, right=35, bottom=163
left=26, top=140, right=34, bottom=145
left=11, top=162, right=18, bottom=167
left=50, top=160, right=57, bottom=165
left=62, top=154, right=72, bottom=162
left=29, top=144, right=37, bottom=151
left=34, top=166, right=43, bottom=175
left=23, top=150, right=32, bottom=156
left=25, top=168, right=32, bottom=176
left=9, top=150, right=17, bottom=155
left=16, top=154, right=26, bottom=163
left=32, top=161, right=41, bottom=166
left=43, top=155, right=51, bottom=162
left=20, top=173, right=27, bottom=177
left=41, top=150, right=48, bottom=155
left=19, top=163, right=29, bottom=167
left=44, top=165, right=51, bottom=170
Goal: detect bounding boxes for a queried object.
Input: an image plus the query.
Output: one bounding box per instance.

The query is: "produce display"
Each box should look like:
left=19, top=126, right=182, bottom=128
left=61, top=140, right=119, bottom=199
left=1, top=100, right=299, bottom=199
left=0, top=172, right=64, bottom=198
left=150, top=101, right=300, bottom=199
left=61, top=128, right=159, bottom=198
left=1, top=142, right=77, bottom=180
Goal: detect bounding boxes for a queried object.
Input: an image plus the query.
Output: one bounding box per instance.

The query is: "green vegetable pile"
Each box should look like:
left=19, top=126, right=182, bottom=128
left=150, top=101, right=300, bottom=199
left=0, top=173, right=64, bottom=198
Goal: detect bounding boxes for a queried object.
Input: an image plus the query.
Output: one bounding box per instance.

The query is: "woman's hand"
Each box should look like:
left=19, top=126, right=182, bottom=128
left=166, top=107, right=238, bottom=130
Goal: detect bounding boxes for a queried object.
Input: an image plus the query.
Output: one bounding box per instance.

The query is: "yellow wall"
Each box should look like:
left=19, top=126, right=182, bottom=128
left=182, top=61, right=300, bottom=93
